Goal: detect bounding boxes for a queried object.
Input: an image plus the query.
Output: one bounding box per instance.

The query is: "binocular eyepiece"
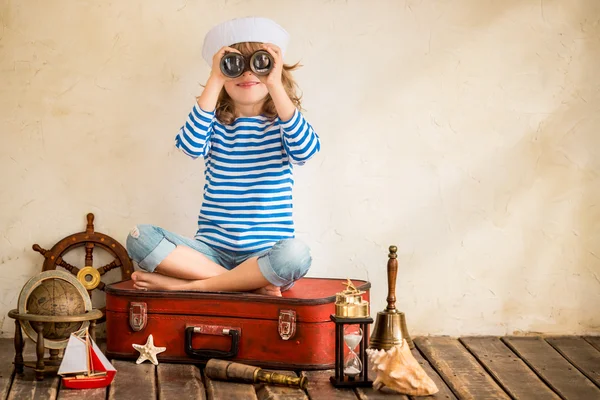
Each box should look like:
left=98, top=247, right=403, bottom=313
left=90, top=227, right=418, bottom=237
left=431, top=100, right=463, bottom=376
left=220, top=50, right=274, bottom=79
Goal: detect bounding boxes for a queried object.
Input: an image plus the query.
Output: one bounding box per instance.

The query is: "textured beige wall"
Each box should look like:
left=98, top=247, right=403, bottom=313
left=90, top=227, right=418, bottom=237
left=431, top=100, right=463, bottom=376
left=1, top=0, right=599, bottom=337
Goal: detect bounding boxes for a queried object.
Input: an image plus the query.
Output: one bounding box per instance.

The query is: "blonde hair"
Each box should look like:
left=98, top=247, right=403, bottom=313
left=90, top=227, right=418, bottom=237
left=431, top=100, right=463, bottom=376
left=215, top=42, right=302, bottom=125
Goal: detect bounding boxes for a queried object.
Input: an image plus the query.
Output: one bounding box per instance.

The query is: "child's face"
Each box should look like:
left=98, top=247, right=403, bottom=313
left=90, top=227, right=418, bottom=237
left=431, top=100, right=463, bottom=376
left=223, top=70, right=269, bottom=109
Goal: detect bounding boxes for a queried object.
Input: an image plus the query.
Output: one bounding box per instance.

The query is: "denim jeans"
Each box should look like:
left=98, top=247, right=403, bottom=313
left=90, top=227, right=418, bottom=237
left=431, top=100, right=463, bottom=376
left=125, top=224, right=312, bottom=290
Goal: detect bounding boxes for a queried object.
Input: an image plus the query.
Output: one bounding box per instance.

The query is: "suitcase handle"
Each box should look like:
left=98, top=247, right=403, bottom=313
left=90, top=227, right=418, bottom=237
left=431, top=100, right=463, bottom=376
left=184, top=326, right=240, bottom=359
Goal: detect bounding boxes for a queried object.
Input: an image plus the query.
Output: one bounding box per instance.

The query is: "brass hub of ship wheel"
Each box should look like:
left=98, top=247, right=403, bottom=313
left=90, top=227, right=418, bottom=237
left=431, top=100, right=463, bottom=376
left=77, top=266, right=102, bottom=290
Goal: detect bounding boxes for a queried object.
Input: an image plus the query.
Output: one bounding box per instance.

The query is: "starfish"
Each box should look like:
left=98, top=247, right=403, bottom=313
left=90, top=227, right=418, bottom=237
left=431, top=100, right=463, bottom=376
left=132, top=334, right=166, bottom=365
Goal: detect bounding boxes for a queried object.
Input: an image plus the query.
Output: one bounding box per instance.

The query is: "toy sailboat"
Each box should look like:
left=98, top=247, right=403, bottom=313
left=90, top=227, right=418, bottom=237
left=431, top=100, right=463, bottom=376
left=58, top=328, right=116, bottom=389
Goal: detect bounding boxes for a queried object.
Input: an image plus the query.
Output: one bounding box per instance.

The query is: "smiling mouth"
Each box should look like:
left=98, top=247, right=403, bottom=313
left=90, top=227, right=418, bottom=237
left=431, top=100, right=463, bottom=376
left=237, top=82, right=260, bottom=88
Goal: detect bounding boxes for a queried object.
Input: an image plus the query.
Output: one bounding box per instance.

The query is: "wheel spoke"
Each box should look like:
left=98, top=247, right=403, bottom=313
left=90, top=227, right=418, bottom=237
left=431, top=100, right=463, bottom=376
left=97, top=259, right=122, bottom=276
left=85, top=242, right=94, bottom=267
left=56, top=258, right=81, bottom=275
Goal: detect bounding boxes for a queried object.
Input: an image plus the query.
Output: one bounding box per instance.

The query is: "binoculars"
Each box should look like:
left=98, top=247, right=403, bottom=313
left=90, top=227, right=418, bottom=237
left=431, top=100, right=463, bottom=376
left=220, top=50, right=274, bottom=78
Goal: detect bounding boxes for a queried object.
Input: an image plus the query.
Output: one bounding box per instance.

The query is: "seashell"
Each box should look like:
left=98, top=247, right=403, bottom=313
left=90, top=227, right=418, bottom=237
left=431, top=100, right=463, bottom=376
left=366, top=339, right=438, bottom=396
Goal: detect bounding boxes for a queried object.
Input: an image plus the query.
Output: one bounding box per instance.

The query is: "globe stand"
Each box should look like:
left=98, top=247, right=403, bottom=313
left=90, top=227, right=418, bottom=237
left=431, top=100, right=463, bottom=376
left=8, top=309, right=102, bottom=381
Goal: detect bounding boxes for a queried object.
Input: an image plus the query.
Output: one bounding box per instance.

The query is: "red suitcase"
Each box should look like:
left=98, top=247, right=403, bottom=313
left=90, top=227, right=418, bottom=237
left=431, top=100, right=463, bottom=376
left=105, top=278, right=370, bottom=370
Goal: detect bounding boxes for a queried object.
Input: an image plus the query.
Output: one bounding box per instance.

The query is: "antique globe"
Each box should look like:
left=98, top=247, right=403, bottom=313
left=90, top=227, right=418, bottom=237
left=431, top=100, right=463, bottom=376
left=18, top=270, right=92, bottom=349
left=26, top=278, right=86, bottom=339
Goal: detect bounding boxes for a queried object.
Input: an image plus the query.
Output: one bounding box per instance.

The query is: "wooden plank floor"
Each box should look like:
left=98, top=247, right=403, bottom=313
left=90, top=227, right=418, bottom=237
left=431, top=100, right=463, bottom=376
left=1, top=336, right=599, bottom=400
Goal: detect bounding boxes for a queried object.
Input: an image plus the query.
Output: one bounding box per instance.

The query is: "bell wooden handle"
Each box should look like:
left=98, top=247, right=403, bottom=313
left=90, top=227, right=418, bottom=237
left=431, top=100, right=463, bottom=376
left=386, top=245, right=398, bottom=311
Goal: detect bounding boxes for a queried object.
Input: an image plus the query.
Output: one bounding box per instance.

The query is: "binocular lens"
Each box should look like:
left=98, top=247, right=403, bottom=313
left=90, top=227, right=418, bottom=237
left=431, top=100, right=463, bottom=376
left=250, top=51, right=273, bottom=75
left=219, top=50, right=274, bottom=78
left=220, top=53, right=245, bottom=78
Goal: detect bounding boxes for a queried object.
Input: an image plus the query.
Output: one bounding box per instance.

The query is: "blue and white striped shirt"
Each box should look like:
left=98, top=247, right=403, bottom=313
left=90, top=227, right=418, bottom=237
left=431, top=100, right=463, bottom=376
left=175, top=103, right=320, bottom=253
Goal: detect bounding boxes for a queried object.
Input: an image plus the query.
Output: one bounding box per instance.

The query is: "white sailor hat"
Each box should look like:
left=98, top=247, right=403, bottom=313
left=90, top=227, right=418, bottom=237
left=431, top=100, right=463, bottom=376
left=202, top=17, right=290, bottom=66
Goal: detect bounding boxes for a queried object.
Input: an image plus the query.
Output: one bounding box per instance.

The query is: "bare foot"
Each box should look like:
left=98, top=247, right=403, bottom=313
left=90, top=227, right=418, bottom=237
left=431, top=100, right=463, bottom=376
left=253, top=284, right=282, bottom=297
left=132, top=271, right=193, bottom=291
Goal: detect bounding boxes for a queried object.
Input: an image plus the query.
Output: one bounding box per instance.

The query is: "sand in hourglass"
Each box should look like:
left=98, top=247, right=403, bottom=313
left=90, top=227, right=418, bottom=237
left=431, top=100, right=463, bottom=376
left=343, top=333, right=363, bottom=376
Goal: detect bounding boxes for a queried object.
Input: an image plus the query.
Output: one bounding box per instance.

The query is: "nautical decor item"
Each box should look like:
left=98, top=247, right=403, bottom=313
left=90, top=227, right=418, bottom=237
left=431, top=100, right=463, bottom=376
left=220, top=50, right=274, bottom=78
left=8, top=270, right=102, bottom=380
left=205, top=359, right=308, bottom=389
left=334, top=279, right=370, bottom=318
left=132, top=334, right=166, bottom=365
left=369, top=246, right=413, bottom=350
left=17, top=270, right=93, bottom=349
left=58, top=327, right=117, bottom=389
left=366, top=339, right=438, bottom=395
left=330, top=279, right=373, bottom=388
left=32, top=213, right=133, bottom=322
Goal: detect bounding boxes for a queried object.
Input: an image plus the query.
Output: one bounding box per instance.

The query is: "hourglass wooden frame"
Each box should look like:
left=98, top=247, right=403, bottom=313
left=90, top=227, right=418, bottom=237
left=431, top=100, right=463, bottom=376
left=329, top=315, right=373, bottom=388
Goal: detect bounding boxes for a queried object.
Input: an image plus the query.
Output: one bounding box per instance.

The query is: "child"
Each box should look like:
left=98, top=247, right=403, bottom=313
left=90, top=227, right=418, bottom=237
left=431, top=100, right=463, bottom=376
left=126, top=17, right=320, bottom=296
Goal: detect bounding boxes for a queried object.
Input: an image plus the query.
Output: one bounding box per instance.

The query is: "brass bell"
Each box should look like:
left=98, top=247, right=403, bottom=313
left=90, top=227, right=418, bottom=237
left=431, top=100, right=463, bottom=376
left=369, top=245, right=414, bottom=350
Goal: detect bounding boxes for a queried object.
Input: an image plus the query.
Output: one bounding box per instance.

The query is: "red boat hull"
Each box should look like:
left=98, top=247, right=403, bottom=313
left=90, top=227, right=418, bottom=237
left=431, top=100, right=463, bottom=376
left=61, top=371, right=116, bottom=389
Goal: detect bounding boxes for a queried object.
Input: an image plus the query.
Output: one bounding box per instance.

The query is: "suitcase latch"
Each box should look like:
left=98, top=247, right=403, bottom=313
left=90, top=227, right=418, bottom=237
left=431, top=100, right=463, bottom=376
left=129, top=302, right=147, bottom=332
left=278, top=309, right=296, bottom=340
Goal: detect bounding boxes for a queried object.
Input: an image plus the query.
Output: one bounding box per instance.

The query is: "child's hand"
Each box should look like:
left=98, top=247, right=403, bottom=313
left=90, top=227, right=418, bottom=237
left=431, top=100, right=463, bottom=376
left=209, top=46, right=241, bottom=85
left=258, top=43, right=284, bottom=90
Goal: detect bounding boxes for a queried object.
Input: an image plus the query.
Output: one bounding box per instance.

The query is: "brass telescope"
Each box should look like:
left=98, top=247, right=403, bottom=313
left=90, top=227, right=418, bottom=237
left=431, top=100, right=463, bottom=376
left=205, top=359, right=307, bottom=389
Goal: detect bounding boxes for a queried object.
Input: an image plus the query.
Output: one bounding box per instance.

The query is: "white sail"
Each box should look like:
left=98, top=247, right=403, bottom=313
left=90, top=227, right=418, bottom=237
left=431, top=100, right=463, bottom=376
left=58, top=334, right=89, bottom=376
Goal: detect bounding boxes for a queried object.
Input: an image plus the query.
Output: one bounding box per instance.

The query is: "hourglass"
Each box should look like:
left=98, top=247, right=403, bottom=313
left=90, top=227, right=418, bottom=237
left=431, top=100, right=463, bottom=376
left=343, top=325, right=363, bottom=378
left=330, top=315, right=373, bottom=387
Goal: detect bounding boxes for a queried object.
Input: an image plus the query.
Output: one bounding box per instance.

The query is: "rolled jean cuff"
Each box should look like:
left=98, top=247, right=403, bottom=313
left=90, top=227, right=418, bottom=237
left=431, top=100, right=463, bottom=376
left=257, top=254, right=289, bottom=287
left=139, top=238, right=176, bottom=272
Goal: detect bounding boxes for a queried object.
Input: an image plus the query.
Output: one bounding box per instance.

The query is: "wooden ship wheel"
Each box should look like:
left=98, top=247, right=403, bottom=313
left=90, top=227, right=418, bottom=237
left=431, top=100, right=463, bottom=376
left=32, top=213, right=133, bottom=322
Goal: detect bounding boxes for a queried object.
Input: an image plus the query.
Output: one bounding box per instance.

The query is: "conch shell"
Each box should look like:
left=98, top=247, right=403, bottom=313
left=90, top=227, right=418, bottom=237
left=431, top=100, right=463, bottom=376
left=366, top=339, right=438, bottom=396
